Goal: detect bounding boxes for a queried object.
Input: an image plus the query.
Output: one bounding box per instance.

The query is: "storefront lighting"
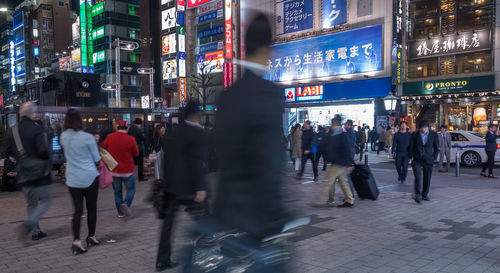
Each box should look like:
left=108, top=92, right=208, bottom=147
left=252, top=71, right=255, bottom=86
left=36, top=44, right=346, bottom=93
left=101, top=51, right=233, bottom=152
left=384, top=92, right=398, bottom=111
left=476, top=58, right=482, bottom=63
left=417, top=66, right=423, bottom=71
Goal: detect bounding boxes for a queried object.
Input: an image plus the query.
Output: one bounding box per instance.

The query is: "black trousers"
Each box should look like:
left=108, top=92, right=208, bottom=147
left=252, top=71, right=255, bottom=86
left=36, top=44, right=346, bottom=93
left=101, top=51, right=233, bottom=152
left=314, top=151, right=328, bottom=170
left=68, top=177, right=99, bottom=240
left=136, top=150, right=144, bottom=180
left=412, top=161, right=433, bottom=198
left=357, top=144, right=365, bottom=161
left=377, top=142, right=385, bottom=154
left=157, top=193, right=206, bottom=267
left=370, top=139, right=377, bottom=151
left=301, top=152, right=318, bottom=177
left=395, top=154, right=409, bottom=182
left=482, top=151, right=496, bottom=175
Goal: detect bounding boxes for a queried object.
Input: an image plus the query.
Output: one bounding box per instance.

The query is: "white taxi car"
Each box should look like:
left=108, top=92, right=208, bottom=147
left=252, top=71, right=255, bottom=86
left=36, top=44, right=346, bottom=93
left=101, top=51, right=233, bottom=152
left=448, top=131, right=500, bottom=167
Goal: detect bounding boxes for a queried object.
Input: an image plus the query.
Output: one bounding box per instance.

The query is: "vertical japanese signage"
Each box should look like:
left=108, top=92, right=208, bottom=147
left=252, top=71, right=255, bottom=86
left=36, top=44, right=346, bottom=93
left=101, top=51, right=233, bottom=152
left=177, top=1, right=186, bottom=105
left=322, top=0, right=347, bottom=29
left=9, top=41, right=15, bottom=92
left=179, top=78, right=186, bottom=106
left=178, top=26, right=186, bottom=77
left=80, top=0, right=94, bottom=73
left=223, top=0, right=233, bottom=90
left=276, top=0, right=314, bottom=35
left=177, top=0, right=185, bottom=11
left=392, top=0, right=404, bottom=85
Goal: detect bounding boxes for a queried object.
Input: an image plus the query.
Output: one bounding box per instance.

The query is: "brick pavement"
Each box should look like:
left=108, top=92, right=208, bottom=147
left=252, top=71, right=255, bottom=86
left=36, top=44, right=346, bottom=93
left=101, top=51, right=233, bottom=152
left=1, top=160, right=500, bottom=273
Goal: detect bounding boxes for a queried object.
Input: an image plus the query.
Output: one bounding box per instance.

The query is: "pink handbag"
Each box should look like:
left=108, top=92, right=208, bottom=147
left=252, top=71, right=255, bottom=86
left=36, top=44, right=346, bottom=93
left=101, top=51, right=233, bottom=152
left=98, top=161, right=113, bottom=189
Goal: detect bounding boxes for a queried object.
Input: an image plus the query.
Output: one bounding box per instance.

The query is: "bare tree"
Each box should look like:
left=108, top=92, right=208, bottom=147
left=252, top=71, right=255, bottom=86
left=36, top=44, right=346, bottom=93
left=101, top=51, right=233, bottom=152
left=187, top=60, right=217, bottom=123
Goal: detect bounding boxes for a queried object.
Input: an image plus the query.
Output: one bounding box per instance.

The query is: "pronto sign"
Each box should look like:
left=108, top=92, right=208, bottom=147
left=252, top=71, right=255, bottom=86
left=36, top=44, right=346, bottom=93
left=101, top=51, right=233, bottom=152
left=403, top=76, right=495, bottom=96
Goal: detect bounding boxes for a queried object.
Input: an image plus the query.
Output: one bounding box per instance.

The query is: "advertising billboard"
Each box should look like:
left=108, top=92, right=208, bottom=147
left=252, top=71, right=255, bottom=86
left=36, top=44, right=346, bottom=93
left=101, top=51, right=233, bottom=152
left=197, top=50, right=224, bottom=74
left=71, top=48, right=82, bottom=69
left=163, top=59, right=177, bottom=80
left=196, top=0, right=222, bottom=16
left=198, top=25, right=224, bottom=39
left=187, top=0, right=212, bottom=8
left=161, top=0, right=174, bottom=5
left=179, top=78, right=186, bottom=106
left=162, top=7, right=177, bottom=30
left=58, top=56, right=72, bottom=71
left=265, top=24, right=383, bottom=82
left=93, top=50, right=105, bottom=64
left=402, top=76, right=495, bottom=96
left=197, top=9, right=223, bottom=24
left=322, top=0, right=347, bottom=29
left=276, top=0, right=314, bottom=35
left=162, top=34, right=177, bottom=55
left=72, top=17, right=80, bottom=41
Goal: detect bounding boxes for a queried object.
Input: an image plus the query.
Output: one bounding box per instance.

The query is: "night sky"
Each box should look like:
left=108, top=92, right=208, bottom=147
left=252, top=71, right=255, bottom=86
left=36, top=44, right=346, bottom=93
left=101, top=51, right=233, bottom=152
left=3, top=0, right=24, bottom=9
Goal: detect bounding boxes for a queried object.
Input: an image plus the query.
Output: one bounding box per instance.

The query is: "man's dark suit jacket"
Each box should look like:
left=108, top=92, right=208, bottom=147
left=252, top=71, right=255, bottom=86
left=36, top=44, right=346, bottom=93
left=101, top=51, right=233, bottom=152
left=408, top=130, right=439, bottom=164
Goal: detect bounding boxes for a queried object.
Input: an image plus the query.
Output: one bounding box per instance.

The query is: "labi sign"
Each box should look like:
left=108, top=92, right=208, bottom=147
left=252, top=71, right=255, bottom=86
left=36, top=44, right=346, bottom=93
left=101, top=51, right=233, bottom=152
left=403, top=76, right=494, bottom=96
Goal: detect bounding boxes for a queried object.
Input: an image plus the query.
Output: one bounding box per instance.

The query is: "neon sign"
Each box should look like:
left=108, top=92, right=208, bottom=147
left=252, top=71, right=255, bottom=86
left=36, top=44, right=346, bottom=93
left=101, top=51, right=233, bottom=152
left=9, top=41, right=16, bottom=92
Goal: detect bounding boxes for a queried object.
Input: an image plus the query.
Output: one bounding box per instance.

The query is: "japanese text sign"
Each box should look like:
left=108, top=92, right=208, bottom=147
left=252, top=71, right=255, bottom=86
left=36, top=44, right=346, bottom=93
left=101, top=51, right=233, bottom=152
left=276, top=0, right=314, bottom=35
left=265, top=25, right=383, bottom=82
left=322, top=0, right=347, bottom=29
left=408, top=29, right=490, bottom=59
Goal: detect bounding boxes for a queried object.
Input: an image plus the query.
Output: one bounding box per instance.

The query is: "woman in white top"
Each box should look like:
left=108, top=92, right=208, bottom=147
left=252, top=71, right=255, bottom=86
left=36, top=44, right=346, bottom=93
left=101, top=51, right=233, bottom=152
left=60, top=109, right=101, bottom=255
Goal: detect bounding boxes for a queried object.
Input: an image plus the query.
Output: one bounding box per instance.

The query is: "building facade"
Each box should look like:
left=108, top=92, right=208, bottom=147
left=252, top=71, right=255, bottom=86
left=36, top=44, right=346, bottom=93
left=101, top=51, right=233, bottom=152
left=401, top=0, right=496, bottom=133
left=0, top=14, right=13, bottom=93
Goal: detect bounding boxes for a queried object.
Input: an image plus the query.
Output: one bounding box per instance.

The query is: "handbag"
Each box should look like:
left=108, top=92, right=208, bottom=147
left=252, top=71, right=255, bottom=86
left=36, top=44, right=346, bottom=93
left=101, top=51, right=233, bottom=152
left=98, top=161, right=113, bottom=189
left=12, top=125, right=51, bottom=184
left=99, top=147, right=118, bottom=171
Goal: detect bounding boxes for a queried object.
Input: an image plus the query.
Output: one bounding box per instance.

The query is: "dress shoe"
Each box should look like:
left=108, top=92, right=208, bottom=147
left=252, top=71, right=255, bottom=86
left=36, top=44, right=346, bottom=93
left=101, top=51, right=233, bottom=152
left=32, top=231, right=47, bottom=241
left=72, top=244, right=87, bottom=255
left=86, top=236, right=100, bottom=246
left=337, top=202, right=353, bottom=208
left=326, top=201, right=336, bottom=207
left=156, top=261, right=179, bottom=272
left=480, top=172, right=487, bottom=177
left=313, top=176, right=319, bottom=182
left=422, top=196, right=430, bottom=201
left=414, top=194, right=422, bottom=204
left=438, top=169, right=446, bottom=173
left=488, top=174, right=496, bottom=179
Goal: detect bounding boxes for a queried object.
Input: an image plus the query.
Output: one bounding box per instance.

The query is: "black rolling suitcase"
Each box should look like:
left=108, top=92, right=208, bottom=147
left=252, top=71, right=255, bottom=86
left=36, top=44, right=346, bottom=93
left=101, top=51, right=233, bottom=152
left=350, top=156, right=379, bottom=200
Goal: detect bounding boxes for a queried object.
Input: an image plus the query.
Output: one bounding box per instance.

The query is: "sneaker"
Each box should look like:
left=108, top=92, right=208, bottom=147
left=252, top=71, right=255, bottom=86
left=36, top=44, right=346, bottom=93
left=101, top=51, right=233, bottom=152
left=337, top=202, right=354, bottom=208
left=326, top=201, right=336, bottom=207
left=118, top=213, right=125, bottom=218
left=313, top=176, right=319, bottom=182
left=119, top=204, right=132, bottom=217
left=32, top=231, right=47, bottom=241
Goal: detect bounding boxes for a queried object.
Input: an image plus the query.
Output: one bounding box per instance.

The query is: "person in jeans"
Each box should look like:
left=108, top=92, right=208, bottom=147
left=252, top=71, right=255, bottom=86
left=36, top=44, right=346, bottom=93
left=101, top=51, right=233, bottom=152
left=60, top=109, right=101, bottom=255
left=392, top=121, right=412, bottom=184
left=128, top=118, right=146, bottom=181
left=408, top=120, right=439, bottom=204
left=4, top=102, right=53, bottom=241
left=102, top=120, right=139, bottom=217
left=481, top=124, right=500, bottom=178
left=299, top=120, right=318, bottom=181
left=438, top=125, right=452, bottom=173
left=315, top=115, right=354, bottom=208
left=377, top=125, right=386, bottom=155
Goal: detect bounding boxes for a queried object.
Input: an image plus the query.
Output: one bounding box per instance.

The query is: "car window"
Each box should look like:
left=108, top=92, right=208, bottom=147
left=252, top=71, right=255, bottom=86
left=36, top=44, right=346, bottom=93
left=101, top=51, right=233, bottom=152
left=470, top=132, right=485, bottom=139
left=451, top=133, right=469, bottom=142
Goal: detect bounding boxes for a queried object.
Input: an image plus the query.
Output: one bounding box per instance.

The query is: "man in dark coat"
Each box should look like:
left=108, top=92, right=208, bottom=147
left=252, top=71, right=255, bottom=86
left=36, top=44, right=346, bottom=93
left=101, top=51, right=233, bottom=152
left=408, top=120, right=439, bottom=204
left=4, top=102, right=53, bottom=241
left=155, top=103, right=207, bottom=271
left=214, top=14, right=290, bottom=270
left=392, top=121, right=412, bottom=184
left=481, top=124, right=500, bottom=178
left=128, top=118, right=146, bottom=181
left=299, top=120, right=318, bottom=181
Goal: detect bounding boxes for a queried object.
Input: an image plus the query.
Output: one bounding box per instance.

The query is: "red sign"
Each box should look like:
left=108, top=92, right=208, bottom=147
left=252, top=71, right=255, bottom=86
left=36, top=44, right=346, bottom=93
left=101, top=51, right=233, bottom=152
left=295, top=85, right=324, bottom=101
left=33, top=38, right=39, bottom=47
left=224, top=0, right=232, bottom=59
left=179, top=78, right=186, bottom=105
left=187, top=0, right=212, bottom=8
left=58, top=56, right=71, bottom=71
left=196, top=0, right=222, bottom=15
left=223, top=62, right=233, bottom=90
left=177, top=0, right=185, bottom=10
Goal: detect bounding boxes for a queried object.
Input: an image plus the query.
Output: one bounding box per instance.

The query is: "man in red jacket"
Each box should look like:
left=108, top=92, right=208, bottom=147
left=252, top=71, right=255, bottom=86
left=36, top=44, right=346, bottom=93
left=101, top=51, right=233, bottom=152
left=102, top=120, right=139, bottom=217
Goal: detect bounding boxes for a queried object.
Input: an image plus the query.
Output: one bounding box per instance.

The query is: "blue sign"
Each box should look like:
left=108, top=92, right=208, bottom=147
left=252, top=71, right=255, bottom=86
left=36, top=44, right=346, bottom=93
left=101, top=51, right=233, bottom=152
left=322, top=0, right=347, bottom=28
left=198, top=25, right=224, bottom=39
left=284, top=77, right=391, bottom=103
left=179, top=52, right=185, bottom=60
left=199, top=42, right=221, bottom=54
left=265, top=25, right=383, bottom=82
left=276, top=0, right=314, bottom=35
left=178, top=12, right=185, bottom=25
left=33, top=47, right=39, bottom=56
left=197, top=9, right=222, bottom=24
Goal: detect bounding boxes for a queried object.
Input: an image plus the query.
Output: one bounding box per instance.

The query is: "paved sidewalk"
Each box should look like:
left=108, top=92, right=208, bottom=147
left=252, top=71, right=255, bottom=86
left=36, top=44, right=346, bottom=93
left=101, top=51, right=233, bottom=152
left=1, top=163, right=500, bottom=273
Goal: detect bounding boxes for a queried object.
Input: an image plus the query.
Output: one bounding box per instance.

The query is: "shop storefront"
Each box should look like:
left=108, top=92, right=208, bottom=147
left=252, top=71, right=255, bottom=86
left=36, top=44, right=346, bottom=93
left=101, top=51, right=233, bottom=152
left=284, top=77, right=391, bottom=129
left=402, top=75, right=496, bottom=133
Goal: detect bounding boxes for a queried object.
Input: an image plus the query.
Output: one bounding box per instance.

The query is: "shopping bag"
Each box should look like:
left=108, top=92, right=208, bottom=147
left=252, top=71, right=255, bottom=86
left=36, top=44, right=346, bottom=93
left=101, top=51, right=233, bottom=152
left=98, top=161, right=114, bottom=189
left=99, top=147, right=118, bottom=171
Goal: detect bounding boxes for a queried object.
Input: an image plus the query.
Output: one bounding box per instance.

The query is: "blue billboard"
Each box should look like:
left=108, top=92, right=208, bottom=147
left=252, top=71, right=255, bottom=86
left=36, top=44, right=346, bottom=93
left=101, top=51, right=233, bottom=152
left=265, top=25, right=383, bottom=82
left=198, top=25, right=224, bottom=39
left=276, top=0, right=314, bottom=35
left=322, top=0, right=347, bottom=28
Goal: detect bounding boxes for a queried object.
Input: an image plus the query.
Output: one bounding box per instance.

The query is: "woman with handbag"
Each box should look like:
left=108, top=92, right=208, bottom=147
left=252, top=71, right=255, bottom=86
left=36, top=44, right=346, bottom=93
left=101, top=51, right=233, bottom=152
left=60, top=109, right=101, bottom=255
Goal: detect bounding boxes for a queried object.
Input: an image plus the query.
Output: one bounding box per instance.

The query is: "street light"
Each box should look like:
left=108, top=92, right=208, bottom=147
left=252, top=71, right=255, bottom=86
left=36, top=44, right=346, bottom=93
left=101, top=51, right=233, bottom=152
left=0, top=8, right=9, bottom=12
left=384, top=92, right=398, bottom=112
left=137, top=67, right=154, bottom=109
left=112, top=38, right=139, bottom=108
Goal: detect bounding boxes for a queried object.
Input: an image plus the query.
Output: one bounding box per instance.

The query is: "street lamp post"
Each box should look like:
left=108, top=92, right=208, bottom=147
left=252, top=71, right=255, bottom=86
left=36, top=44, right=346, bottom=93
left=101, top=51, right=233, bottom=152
left=137, top=67, right=154, bottom=109
left=384, top=92, right=398, bottom=112
left=111, top=38, right=139, bottom=108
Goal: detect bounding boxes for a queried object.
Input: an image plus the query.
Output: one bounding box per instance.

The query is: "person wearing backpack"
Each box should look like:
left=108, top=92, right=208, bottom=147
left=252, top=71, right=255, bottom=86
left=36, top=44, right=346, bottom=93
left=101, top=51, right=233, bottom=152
left=4, top=102, right=53, bottom=241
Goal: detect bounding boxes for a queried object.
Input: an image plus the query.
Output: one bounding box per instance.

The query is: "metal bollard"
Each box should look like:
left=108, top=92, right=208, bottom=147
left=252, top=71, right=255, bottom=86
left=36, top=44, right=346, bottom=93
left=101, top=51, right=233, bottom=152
left=456, top=150, right=460, bottom=177
left=365, top=154, right=368, bottom=165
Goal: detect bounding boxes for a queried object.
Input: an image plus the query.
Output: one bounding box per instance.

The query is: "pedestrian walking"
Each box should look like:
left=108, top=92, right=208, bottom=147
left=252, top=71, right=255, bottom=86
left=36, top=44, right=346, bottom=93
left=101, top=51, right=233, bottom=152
left=408, top=120, right=439, bottom=204
left=210, top=14, right=291, bottom=272
left=345, top=120, right=357, bottom=160
left=4, top=102, right=53, bottom=241
left=481, top=124, right=500, bottom=178
left=385, top=126, right=394, bottom=151
left=291, top=124, right=302, bottom=174
left=316, top=115, right=355, bottom=208
left=151, top=125, right=166, bottom=181
left=369, top=126, right=379, bottom=151
left=315, top=126, right=329, bottom=171
left=155, top=103, right=207, bottom=272
left=392, top=121, right=412, bottom=184
left=377, top=125, right=386, bottom=155
left=299, top=120, right=319, bottom=181
left=356, top=126, right=366, bottom=162
left=101, top=120, right=139, bottom=217
left=128, top=118, right=146, bottom=182
left=60, top=109, right=101, bottom=255
left=438, top=125, right=452, bottom=173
